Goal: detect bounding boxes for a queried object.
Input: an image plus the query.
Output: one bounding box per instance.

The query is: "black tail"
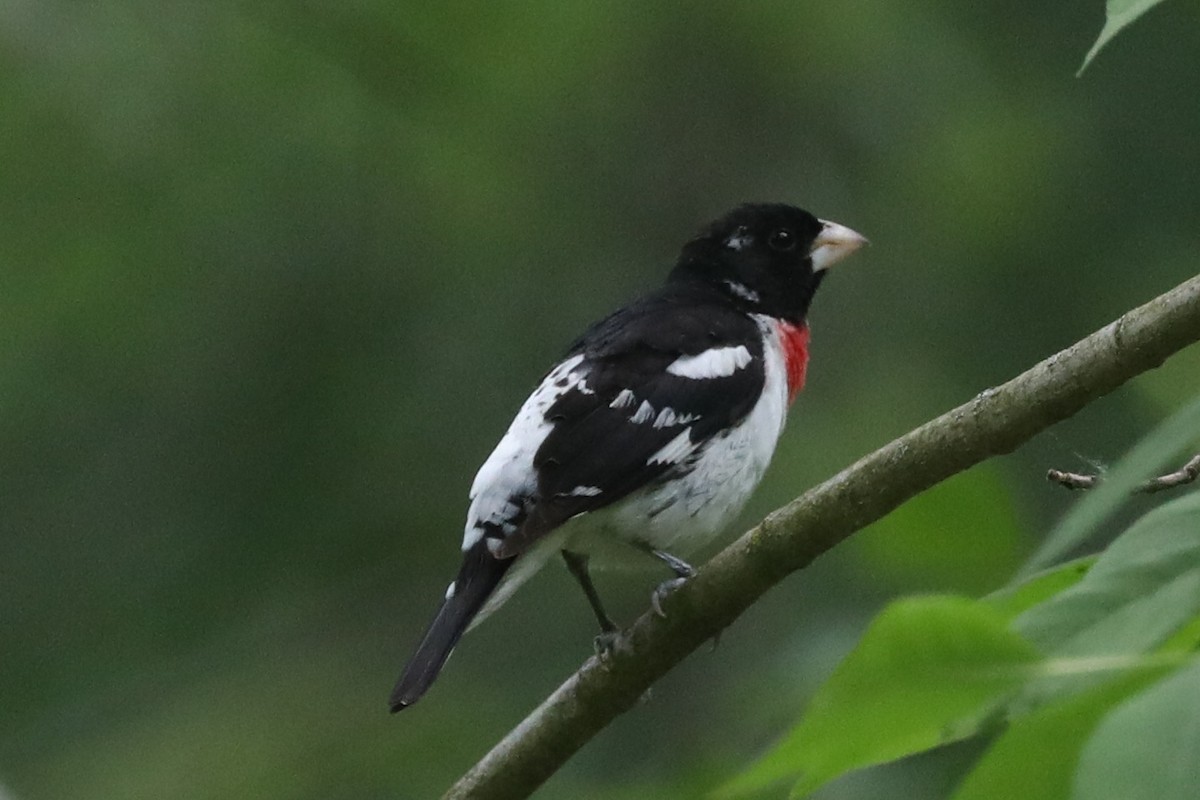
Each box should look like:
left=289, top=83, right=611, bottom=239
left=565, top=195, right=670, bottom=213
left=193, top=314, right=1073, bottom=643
left=390, top=543, right=512, bottom=712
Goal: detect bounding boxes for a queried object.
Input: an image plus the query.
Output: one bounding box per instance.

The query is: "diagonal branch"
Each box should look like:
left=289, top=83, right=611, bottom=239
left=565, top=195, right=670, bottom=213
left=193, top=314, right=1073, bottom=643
left=444, top=273, right=1200, bottom=800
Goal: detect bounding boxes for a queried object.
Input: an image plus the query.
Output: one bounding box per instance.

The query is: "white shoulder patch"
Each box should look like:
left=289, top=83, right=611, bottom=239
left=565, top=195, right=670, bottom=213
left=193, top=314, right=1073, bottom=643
left=666, top=345, right=752, bottom=379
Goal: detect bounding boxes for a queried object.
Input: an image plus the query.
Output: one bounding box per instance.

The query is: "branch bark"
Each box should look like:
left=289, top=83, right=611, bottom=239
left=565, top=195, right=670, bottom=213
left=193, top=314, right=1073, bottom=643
left=444, top=273, right=1200, bottom=800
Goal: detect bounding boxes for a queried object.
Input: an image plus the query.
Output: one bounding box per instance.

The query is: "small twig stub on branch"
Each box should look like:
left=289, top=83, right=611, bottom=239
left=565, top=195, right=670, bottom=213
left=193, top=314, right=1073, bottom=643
left=1047, top=454, right=1200, bottom=494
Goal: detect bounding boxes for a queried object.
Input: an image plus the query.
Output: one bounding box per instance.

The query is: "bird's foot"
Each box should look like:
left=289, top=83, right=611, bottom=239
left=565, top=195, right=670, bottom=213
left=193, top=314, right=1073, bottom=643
left=593, top=629, right=623, bottom=659
left=651, top=574, right=691, bottom=617
left=645, top=548, right=697, bottom=618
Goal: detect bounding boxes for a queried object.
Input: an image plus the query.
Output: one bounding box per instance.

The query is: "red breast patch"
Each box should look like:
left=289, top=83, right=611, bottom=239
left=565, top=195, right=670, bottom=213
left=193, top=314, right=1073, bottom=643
left=779, top=322, right=810, bottom=404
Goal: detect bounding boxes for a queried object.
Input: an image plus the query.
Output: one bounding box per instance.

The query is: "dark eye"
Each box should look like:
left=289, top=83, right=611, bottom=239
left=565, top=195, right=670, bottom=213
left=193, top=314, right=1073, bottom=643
left=768, top=228, right=796, bottom=251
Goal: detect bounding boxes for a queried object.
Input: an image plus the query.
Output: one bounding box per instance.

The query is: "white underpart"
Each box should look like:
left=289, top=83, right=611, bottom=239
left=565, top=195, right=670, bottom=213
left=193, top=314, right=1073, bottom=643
left=667, top=345, right=752, bottom=379
left=462, top=354, right=589, bottom=552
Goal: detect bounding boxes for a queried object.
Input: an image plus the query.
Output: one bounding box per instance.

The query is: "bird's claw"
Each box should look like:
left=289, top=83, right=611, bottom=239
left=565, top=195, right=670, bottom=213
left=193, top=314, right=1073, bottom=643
left=642, top=548, right=696, bottom=617
left=651, top=575, right=690, bottom=617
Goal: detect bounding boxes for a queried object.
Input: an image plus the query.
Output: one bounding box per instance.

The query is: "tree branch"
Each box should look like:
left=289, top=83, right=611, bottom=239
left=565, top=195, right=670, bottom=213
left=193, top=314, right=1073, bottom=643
left=444, top=273, right=1200, bottom=800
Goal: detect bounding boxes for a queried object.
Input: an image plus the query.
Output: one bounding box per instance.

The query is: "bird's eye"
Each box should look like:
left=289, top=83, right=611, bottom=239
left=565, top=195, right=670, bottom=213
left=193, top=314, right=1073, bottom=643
left=768, top=228, right=796, bottom=251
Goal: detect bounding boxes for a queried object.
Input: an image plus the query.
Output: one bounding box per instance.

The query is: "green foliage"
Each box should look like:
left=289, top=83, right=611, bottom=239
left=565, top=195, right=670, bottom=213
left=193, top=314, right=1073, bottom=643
left=982, top=557, right=1095, bottom=620
left=950, top=673, right=1157, bottom=800
left=726, top=402, right=1200, bottom=799
left=1073, top=661, right=1200, bottom=800
left=720, top=597, right=1039, bottom=797
left=1080, top=1, right=1172, bottom=74
left=1016, top=491, right=1200, bottom=657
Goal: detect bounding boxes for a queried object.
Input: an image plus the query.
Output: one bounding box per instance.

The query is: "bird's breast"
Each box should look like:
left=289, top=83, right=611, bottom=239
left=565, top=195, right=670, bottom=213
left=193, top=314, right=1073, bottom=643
left=777, top=321, right=810, bottom=403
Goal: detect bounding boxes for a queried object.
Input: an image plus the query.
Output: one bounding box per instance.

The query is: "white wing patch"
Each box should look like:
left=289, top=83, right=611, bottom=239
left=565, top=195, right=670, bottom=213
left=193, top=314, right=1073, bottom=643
left=666, top=345, right=752, bottom=379
left=652, top=407, right=699, bottom=428
left=647, top=428, right=695, bottom=465
left=630, top=400, right=655, bottom=424
left=609, top=389, right=636, bottom=409
left=609, top=390, right=698, bottom=429
left=566, top=485, right=603, bottom=497
left=462, top=354, right=589, bottom=551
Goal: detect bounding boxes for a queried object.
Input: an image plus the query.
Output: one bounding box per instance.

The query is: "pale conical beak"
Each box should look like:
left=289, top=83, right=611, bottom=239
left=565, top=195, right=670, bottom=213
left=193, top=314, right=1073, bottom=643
left=810, top=219, right=868, bottom=271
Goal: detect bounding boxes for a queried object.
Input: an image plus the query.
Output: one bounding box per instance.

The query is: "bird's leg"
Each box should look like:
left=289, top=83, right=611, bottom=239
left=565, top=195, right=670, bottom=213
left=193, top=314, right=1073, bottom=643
left=561, top=550, right=620, bottom=655
left=642, top=547, right=696, bottom=618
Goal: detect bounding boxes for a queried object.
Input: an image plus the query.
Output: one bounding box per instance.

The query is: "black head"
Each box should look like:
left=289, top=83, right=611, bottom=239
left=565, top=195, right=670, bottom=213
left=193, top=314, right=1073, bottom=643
left=669, top=203, right=866, bottom=322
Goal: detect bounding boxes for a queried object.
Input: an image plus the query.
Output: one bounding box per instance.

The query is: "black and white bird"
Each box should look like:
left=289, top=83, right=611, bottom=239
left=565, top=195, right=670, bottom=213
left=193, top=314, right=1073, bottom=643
left=391, top=203, right=866, bottom=711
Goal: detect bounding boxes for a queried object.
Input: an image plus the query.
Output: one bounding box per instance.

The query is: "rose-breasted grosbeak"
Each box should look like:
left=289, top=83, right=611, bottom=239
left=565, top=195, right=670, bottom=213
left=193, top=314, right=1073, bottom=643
left=390, top=203, right=865, bottom=711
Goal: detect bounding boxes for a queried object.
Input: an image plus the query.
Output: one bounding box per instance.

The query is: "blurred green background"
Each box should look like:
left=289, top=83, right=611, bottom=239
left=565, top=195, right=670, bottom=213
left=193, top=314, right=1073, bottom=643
left=2, top=2, right=1198, bottom=798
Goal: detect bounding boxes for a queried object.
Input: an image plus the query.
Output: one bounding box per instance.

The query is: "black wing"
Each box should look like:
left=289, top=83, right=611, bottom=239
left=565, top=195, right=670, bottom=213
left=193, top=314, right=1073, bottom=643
left=495, top=287, right=764, bottom=556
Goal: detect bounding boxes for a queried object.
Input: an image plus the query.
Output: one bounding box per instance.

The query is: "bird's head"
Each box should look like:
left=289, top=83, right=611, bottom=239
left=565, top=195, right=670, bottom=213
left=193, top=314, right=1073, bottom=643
left=671, top=203, right=867, bottom=322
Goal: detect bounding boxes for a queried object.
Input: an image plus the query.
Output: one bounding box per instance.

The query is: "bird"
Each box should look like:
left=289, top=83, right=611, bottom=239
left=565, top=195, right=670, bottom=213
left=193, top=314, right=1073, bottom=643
left=390, top=203, right=866, bottom=711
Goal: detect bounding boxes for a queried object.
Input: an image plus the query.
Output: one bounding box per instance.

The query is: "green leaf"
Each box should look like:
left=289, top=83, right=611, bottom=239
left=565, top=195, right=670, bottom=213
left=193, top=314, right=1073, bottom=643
left=1073, top=659, right=1200, bottom=800
left=952, top=671, right=1158, bottom=800
left=1012, top=493, right=1200, bottom=706
left=718, top=597, right=1039, bottom=799
left=1051, top=570, right=1200, bottom=659
left=1158, top=612, right=1200, bottom=654
left=984, top=556, right=1095, bottom=621
left=1016, top=573, right=1200, bottom=709
left=1016, top=492, right=1200, bottom=653
left=1020, top=392, right=1200, bottom=576
left=1079, top=0, right=1171, bottom=75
